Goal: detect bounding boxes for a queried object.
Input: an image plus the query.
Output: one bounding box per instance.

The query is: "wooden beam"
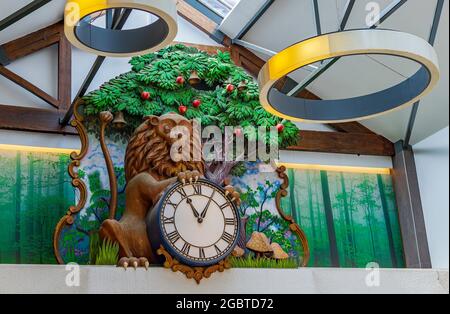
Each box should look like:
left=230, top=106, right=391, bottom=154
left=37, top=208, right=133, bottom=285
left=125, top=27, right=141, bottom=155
left=177, top=0, right=217, bottom=36
left=329, top=122, right=375, bottom=134
left=174, top=41, right=229, bottom=54
left=58, top=33, right=72, bottom=111
left=0, top=65, right=59, bottom=108
left=288, top=130, right=395, bottom=156
left=0, top=21, right=74, bottom=133
left=1, top=22, right=62, bottom=62
left=0, top=104, right=76, bottom=135
left=392, top=142, right=432, bottom=268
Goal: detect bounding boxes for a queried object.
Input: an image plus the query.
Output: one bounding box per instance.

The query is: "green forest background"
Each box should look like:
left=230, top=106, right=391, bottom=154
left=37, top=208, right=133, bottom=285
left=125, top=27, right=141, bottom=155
left=0, top=149, right=74, bottom=264
left=0, top=147, right=406, bottom=268
left=281, top=169, right=405, bottom=268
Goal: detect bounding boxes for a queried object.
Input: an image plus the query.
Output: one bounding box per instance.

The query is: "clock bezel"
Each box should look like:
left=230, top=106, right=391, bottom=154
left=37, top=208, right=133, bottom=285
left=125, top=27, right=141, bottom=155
left=155, top=178, right=241, bottom=267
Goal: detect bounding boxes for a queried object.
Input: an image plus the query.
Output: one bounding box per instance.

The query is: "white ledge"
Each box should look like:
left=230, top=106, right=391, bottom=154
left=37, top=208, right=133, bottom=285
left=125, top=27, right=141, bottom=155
left=0, top=265, right=448, bottom=294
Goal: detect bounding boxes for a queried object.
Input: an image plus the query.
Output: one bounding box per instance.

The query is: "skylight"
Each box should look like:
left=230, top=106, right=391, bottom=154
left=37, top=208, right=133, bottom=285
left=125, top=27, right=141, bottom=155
left=198, top=0, right=240, bottom=18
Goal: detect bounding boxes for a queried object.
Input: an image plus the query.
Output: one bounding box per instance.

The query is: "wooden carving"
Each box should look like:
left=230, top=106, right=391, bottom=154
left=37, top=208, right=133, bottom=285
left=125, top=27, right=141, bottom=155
left=53, top=100, right=89, bottom=264
left=276, top=166, right=310, bottom=267
left=157, top=246, right=231, bottom=284
left=99, top=113, right=205, bottom=268
left=98, top=112, right=118, bottom=219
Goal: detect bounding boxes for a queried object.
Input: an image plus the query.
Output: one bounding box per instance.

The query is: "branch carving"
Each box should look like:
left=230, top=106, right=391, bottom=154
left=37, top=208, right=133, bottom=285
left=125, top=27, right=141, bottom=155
left=276, top=166, right=311, bottom=267
left=53, top=100, right=89, bottom=264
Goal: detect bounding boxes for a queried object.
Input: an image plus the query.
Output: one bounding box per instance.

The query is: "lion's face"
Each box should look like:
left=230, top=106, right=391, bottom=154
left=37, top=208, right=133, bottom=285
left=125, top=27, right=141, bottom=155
left=149, top=114, right=193, bottom=145
left=125, top=113, right=204, bottom=181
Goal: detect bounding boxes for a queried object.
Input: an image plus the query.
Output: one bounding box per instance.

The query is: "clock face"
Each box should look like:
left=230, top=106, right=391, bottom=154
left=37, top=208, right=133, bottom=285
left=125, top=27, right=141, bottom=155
left=158, top=179, right=240, bottom=266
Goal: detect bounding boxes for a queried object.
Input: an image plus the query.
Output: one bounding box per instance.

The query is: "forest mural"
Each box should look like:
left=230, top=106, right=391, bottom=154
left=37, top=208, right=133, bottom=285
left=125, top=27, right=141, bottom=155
left=0, top=149, right=74, bottom=264
left=281, top=169, right=405, bottom=268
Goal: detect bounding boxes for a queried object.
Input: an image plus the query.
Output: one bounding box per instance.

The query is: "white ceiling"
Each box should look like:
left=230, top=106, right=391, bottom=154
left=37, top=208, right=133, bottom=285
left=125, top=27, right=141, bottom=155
left=220, top=0, right=449, bottom=144
left=1, top=0, right=448, bottom=144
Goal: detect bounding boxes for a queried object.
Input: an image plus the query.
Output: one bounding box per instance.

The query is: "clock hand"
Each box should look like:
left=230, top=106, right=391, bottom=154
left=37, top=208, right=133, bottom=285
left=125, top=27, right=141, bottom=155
left=186, top=198, right=201, bottom=219
left=200, top=190, right=216, bottom=219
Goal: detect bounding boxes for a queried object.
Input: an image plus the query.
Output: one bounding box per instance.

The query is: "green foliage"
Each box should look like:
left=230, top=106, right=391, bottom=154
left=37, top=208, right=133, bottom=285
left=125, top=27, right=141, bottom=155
left=230, top=162, right=247, bottom=177
left=95, top=239, right=120, bottom=266
left=247, top=210, right=301, bottom=256
left=83, top=44, right=300, bottom=149
left=89, top=232, right=100, bottom=265
left=229, top=256, right=298, bottom=269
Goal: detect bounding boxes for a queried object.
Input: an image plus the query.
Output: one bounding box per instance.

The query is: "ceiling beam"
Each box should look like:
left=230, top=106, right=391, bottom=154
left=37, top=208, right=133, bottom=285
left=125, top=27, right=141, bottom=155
left=0, top=66, right=59, bottom=108
left=0, top=22, right=72, bottom=134
left=235, top=0, right=275, bottom=40
left=0, top=22, right=61, bottom=63
left=0, top=0, right=53, bottom=32
left=0, top=104, right=76, bottom=135
left=287, top=0, right=407, bottom=97
left=339, top=0, right=356, bottom=31
left=177, top=0, right=218, bottom=38
left=404, top=0, right=444, bottom=148
left=289, top=130, right=395, bottom=156
left=312, top=0, right=322, bottom=35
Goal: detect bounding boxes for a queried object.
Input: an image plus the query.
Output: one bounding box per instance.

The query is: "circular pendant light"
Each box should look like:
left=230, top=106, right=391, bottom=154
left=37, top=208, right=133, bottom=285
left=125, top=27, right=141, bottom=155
left=258, top=29, right=440, bottom=123
left=64, top=0, right=178, bottom=57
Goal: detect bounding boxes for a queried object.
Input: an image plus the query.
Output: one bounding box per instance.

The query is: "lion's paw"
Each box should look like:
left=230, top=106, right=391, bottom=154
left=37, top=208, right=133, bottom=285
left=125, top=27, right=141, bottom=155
left=178, top=171, right=201, bottom=185
left=118, top=257, right=150, bottom=271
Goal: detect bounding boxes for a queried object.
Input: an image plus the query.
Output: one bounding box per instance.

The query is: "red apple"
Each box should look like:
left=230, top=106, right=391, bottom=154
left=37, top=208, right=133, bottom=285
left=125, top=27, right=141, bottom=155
left=192, top=99, right=201, bottom=108
left=176, top=76, right=185, bottom=85
left=141, top=91, right=151, bottom=100
left=178, top=105, right=188, bottom=115
left=276, top=123, right=285, bottom=132
left=226, top=84, right=235, bottom=93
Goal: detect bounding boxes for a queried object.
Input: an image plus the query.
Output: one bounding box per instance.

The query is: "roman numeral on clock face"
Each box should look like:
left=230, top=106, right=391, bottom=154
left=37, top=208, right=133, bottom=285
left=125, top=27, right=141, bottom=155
left=199, top=248, right=206, bottom=259
left=163, top=217, right=175, bottom=225
left=214, top=245, right=222, bottom=255
left=193, top=184, right=202, bottom=195
left=181, top=243, right=191, bottom=255
left=177, top=188, right=188, bottom=198
left=222, top=232, right=234, bottom=244
left=167, top=231, right=180, bottom=243
left=225, top=218, right=235, bottom=226
left=219, top=203, right=229, bottom=211
left=167, top=200, right=178, bottom=208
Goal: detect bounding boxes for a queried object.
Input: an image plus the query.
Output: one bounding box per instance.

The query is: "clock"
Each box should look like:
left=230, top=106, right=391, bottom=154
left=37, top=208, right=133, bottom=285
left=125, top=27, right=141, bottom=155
left=147, top=178, right=240, bottom=267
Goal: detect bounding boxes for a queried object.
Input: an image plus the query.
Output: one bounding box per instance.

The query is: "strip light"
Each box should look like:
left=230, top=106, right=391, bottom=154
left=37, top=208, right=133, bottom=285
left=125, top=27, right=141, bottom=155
left=277, top=162, right=392, bottom=175
left=0, top=144, right=80, bottom=155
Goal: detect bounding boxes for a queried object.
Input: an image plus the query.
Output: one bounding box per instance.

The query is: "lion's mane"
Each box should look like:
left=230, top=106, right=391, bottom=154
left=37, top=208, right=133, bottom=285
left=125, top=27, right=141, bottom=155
left=124, top=119, right=205, bottom=182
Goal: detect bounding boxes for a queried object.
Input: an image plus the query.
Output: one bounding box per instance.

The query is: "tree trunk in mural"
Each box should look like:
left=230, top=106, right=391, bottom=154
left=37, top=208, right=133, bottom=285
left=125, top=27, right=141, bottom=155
left=362, top=176, right=377, bottom=260
left=306, top=171, right=317, bottom=266
left=340, top=173, right=356, bottom=267
left=320, top=171, right=340, bottom=267
left=377, top=174, right=398, bottom=267
left=27, top=154, right=35, bottom=261
left=347, top=180, right=358, bottom=262
left=314, top=177, right=325, bottom=264
left=15, top=152, right=22, bottom=263
left=289, top=169, right=300, bottom=224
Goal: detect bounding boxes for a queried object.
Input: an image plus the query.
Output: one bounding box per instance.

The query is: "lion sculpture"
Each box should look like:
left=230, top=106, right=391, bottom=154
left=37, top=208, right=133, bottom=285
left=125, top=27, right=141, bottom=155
left=99, top=113, right=207, bottom=269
